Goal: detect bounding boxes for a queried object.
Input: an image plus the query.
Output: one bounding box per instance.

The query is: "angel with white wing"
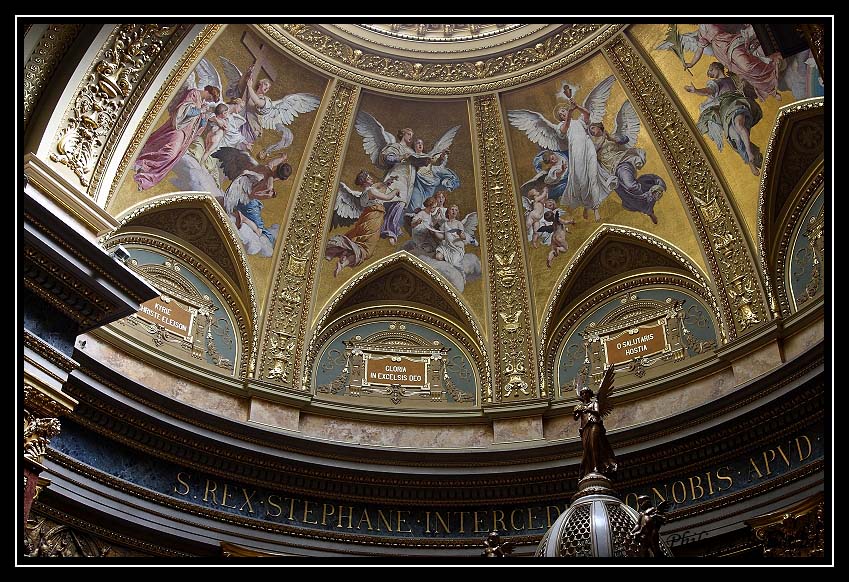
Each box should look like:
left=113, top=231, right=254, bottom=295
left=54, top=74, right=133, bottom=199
left=574, top=365, right=618, bottom=479
left=432, top=204, right=479, bottom=268
left=567, top=76, right=666, bottom=224
left=325, top=170, right=402, bottom=277
left=219, top=58, right=320, bottom=157
left=354, top=112, right=461, bottom=244
left=133, top=58, right=221, bottom=190
left=507, top=96, right=575, bottom=203
left=211, top=147, right=292, bottom=257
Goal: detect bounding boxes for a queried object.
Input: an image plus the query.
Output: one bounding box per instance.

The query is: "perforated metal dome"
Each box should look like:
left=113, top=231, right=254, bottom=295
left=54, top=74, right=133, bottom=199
left=536, top=474, right=673, bottom=558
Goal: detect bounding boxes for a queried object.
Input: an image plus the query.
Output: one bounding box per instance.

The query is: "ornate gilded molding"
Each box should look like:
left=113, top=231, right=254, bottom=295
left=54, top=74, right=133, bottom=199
left=546, top=277, right=721, bottom=396
left=30, top=506, right=185, bottom=557
left=776, top=172, right=824, bottom=317
left=23, top=25, right=85, bottom=129
left=24, top=514, right=150, bottom=557
left=258, top=80, right=358, bottom=387
left=308, top=308, right=485, bottom=406
left=473, top=94, right=538, bottom=402
left=23, top=408, right=61, bottom=466
left=49, top=24, right=191, bottom=193
left=605, top=35, right=767, bottom=338
left=747, top=492, right=825, bottom=557
left=103, top=24, right=221, bottom=209
left=756, top=98, right=825, bottom=318
left=105, top=193, right=258, bottom=379
left=258, top=24, right=623, bottom=96
left=308, top=253, right=490, bottom=393
left=541, top=225, right=720, bottom=355
left=357, top=24, right=522, bottom=42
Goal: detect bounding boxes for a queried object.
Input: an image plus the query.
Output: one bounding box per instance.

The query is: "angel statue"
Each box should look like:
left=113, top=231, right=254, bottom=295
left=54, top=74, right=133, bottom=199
left=574, top=365, right=618, bottom=479
left=219, top=57, right=320, bottom=157
left=133, top=57, right=221, bottom=190
left=353, top=111, right=461, bottom=244
left=564, top=75, right=666, bottom=224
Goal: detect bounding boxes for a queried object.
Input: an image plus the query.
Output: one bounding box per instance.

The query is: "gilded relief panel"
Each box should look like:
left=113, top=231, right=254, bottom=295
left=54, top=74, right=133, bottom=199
left=314, top=320, right=477, bottom=409
left=109, top=24, right=330, bottom=313
left=631, top=24, right=824, bottom=239
left=111, top=248, right=240, bottom=375
left=556, top=288, right=718, bottom=398
left=501, top=53, right=707, bottom=325
left=316, top=92, right=486, bottom=326
left=787, top=191, right=824, bottom=311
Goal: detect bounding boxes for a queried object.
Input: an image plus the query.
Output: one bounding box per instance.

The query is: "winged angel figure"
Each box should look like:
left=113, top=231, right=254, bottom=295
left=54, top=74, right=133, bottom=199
left=218, top=57, right=320, bottom=158
left=574, top=365, right=618, bottom=479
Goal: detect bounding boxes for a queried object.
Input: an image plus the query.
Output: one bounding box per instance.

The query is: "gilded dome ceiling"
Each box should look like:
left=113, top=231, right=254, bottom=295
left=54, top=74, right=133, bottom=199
left=21, top=21, right=827, bottom=559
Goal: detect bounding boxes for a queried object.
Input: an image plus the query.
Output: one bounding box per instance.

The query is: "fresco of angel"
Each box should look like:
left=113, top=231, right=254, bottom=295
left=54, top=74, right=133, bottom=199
left=657, top=24, right=822, bottom=101
left=353, top=112, right=461, bottom=244
left=537, top=209, right=575, bottom=268
left=325, top=171, right=402, bottom=276
left=574, top=365, right=618, bottom=479
left=402, top=204, right=481, bottom=292
left=218, top=57, right=320, bottom=158
left=564, top=75, right=665, bottom=224
left=519, top=173, right=557, bottom=247
left=507, top=91, right=574, bottom=203
left=133, top=57, right=221, bottom=191
left=685, top=61, right=764, bottom=176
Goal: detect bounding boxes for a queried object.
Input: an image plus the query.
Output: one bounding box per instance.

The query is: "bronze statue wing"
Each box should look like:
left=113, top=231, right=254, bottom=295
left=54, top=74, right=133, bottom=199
left=596, top=365, right=615, bottom=417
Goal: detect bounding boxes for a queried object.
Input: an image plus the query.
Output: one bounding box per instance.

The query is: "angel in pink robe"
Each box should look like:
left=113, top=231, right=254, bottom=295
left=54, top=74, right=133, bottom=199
left=133, top=85, right=220, bottom=190
left=685, top=24, right=782, bottom=102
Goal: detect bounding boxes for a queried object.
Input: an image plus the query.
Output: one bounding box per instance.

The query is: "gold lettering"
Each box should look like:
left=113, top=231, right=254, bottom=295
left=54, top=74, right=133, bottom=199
left=435, top=511, right=450, bottom=534
left=174, top=472, right=191, bottom=496
left=473, top=511, right=488, bottom=533
left=377, top=509, right=393, bottom=532
left=704, top=472, right=715, bottom=496
left=689, top=476, right=704, bottom=501
left=396, top=511, right=412, bottom=533
left=239, top=488, right=255, bottom=514
left=424, top=511, right=432, bottom=534
left=357, top=508, right=374, bottom=531
left=762, top=449, right=776, bottom=476
left=510, top=509, right=525, bottom=531
left=546, top=506, right=562, bottom=527
left=221, top=483, right=238, bottom=509
left=454, top=511, right=470, bottom=533
left=795, top=435, right=812, bottom=462
left=671, top=481, right=687, bottom=504
left=716, top=466, right=733, bottom=491
left=321, top=503, right=335, bottom=526
left=302, top=500, right=318, bottom=524
left=203, top=479, right=218, bottom=504
left=338, top=506, right=354, bottom=529
left=624, top=492, right=640, bottom=511
left=267, top=495, right=282, bottom=518
left=492, top=510, right=507, bottom=532
left=651, top=486, right=667, bottom=505
left=748, top=457, right=764, bottom=481
left=776, top=445, right=791, bottom=468
left=527, top=507, right=544, bottom=530
left=287, top=497, right=296, bottom=521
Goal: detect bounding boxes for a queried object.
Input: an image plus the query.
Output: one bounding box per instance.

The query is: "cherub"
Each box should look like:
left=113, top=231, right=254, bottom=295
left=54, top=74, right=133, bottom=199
left=521, top=173, right=550, bottom=248
left=538, top=209, right=576, bottom=268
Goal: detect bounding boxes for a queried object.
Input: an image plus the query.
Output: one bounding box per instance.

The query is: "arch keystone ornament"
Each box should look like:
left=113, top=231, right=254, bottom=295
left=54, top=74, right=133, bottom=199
left=604, top=34, right=768, bottom=339
left=473, top=94, right=539, bottom=402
